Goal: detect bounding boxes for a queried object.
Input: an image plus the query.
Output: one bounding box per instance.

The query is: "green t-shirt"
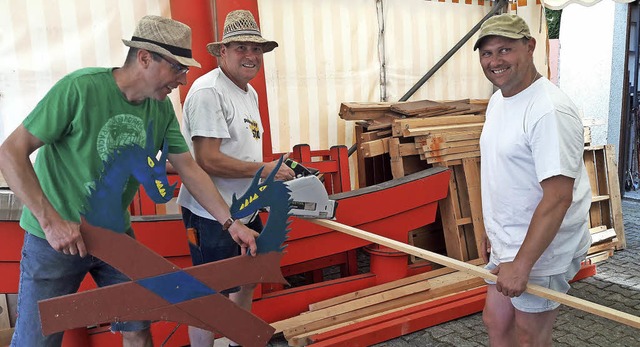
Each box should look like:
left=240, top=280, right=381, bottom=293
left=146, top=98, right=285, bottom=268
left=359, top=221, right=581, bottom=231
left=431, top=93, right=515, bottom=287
left=20, top=67, right=189, bottom=237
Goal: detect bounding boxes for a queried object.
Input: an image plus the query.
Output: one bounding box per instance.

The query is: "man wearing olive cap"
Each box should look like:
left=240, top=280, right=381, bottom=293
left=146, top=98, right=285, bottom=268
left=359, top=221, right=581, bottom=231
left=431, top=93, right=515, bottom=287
left=475, top=13, right=591, bottom=346
left=0, top=15, right=258, bottom=347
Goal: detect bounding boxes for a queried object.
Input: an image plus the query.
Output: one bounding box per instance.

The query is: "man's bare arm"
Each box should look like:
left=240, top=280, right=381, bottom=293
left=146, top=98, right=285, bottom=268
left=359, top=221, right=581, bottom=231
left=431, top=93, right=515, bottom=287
left=0, top=125, right=86, bottom=256
left=168, top=151, right=258, bottom=255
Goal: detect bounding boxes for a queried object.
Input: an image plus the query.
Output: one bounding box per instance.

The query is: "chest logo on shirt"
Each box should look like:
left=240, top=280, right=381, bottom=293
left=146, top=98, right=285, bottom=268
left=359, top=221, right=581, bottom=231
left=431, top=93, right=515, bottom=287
left=244, top=118, right=261, bottom=140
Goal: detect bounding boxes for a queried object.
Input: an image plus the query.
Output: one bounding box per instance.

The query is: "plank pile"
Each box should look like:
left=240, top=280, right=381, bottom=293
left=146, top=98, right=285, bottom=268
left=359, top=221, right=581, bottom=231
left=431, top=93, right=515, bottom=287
left=343, top=99, right=625, bottom=265
left=271, top=260, right=486, bottom=346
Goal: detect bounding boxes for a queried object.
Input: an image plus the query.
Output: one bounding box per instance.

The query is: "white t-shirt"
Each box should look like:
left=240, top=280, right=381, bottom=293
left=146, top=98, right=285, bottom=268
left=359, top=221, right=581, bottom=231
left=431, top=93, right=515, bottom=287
left=177, top=68, right=263, bottom=223
left=480, top=78, right=591, bottom=276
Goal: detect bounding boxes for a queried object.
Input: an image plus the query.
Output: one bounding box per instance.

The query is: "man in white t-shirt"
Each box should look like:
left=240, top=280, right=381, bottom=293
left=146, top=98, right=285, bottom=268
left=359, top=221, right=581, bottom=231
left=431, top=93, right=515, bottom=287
left=176, top=9, right=294, bottom=347
left=475, top=13, right=591, bottom=346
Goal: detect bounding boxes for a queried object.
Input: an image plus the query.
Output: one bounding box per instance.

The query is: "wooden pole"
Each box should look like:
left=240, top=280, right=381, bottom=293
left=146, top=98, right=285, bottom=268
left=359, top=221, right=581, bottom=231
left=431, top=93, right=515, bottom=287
left=310, top=219, right=640, bottom=329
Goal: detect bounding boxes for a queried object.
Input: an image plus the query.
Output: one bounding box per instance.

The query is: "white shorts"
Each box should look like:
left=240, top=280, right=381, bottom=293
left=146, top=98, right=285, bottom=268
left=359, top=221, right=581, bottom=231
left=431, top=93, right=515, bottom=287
left=485, top=253, right=586, bottom=313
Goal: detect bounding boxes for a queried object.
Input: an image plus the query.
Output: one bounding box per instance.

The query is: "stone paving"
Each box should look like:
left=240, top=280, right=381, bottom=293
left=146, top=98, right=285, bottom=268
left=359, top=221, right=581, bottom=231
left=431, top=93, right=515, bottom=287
left=372, top=198, right=640, bottom=347
left=264, top=198, right=640, bottom=346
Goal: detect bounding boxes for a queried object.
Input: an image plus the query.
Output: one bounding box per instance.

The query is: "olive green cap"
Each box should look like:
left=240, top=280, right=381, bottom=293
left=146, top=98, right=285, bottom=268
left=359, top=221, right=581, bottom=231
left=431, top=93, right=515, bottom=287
left=473, top=14, right=532, bottom=51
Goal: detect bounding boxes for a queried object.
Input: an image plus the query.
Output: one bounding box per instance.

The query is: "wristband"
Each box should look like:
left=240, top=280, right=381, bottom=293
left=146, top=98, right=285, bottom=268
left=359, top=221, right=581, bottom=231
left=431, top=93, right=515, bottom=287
left=222, top=217, right=235, bottom=231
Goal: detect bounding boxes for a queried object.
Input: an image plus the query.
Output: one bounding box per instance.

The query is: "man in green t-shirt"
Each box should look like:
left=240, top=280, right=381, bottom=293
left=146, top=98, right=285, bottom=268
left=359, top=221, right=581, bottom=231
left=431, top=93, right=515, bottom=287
left=0, top=15, right=258, bottom=347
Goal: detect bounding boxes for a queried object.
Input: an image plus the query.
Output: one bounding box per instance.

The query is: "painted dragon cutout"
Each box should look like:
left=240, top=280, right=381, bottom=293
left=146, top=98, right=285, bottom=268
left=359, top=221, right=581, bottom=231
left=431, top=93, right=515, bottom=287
left=82, top=122, right=176, bottom=232
left=230, top=156, right=292, bottom=254
left=38, top=123, right=292, bottom=347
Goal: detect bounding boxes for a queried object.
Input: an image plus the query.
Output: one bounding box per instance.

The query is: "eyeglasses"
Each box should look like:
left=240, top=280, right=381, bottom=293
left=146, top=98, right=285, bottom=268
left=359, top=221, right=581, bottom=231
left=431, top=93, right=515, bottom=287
left=154, top=53, right=189, bottom=75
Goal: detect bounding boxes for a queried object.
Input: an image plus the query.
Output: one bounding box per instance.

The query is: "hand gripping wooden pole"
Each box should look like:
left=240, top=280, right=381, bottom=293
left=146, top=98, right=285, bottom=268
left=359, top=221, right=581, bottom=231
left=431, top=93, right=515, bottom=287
left=310, top=219, right=640, bottom=329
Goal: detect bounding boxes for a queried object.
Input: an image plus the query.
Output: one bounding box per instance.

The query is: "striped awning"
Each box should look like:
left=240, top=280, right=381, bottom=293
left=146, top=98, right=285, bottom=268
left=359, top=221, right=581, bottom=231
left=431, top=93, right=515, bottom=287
left=543, top=0, right=634, bottom=10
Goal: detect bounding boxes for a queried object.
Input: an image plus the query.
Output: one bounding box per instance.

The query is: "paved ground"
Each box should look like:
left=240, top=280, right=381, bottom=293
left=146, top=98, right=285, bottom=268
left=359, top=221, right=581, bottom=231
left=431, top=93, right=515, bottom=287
left=261, top=198, right=640, bottom=347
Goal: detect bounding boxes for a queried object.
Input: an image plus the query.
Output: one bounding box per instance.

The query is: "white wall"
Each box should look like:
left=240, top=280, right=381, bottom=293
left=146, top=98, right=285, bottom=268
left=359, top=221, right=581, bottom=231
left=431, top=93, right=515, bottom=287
left=559, top=1, right=617, bottom=147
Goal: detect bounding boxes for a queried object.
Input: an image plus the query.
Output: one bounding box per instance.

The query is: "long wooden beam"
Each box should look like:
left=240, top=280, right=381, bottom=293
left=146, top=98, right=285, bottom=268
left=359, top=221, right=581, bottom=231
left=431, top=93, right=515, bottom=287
left=310, top=219, right=640, bottom=329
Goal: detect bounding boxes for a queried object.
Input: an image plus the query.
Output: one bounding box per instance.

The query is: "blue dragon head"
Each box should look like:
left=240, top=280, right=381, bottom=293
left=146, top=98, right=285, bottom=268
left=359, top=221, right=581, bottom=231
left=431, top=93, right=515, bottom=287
left=132, top=133, right=177, bottom=204
left=82, top=121, right=176, bottom=232
left=229, top=156, right=292, bottom=254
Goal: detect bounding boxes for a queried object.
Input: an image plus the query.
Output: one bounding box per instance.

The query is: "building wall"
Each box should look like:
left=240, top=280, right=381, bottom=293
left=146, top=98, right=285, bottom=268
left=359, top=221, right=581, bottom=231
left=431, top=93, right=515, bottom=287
left=559, top=1, right=619, bottom=148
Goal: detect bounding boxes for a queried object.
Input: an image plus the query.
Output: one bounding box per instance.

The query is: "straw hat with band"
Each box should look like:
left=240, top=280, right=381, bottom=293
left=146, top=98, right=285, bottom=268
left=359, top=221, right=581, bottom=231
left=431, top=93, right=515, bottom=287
left=123, top=15, right=201, bottom=68
left=207, top=10, right=278, bottom=57
left=473, top=13, right=532, bottom=51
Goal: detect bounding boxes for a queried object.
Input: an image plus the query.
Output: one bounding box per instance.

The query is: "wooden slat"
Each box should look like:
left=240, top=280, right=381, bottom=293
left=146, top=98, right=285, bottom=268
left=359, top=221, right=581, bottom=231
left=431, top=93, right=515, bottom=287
left=588, top=238, right=617, bottom=254
left=388, top=137, right=404, bottom=179
left=586, top=249, right=614, bottom=264
left=339, top=102, right=393, bottom=120
left=405, top=123, right=484, bottom=138
left=591, top=195, right=610, bottom=203
left=0, top=295, right=9, bottom=330
left=591, top=228, right=617, bottom=244
left=0, top=328, right=14, bottom=347
left=416, top=138, right=479, bottom=151
left=589, top=225, right=608, bottom=234
left=286, top=275, right=485, bottom=345
left=393, top=116, right=485, bottom=137
left=308, top=259, right=485, bottom=311
left=434, top=162, right=465, bottom=261
left=420, top=144, right=480, bottom=158
left=414, top=131, right=482, bottom=146
left=605, top=144, right=626, bottom=249
left=463, top=158, right=484, bottom=261
left=361, top=138, right=389, bottom=157
left=310, top=219, right=640, bottom=330
left=426, top=150, right=481, bottom=164
left=595, top=149, right=612, bottom=228
left=274, top=282, right=432, bottom=334
left=583, top=149, right=601, bottom=228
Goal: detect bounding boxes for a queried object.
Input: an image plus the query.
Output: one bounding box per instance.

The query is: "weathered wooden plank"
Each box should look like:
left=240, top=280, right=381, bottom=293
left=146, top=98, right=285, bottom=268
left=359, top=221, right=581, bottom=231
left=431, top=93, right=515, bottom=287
left=339, top=102, right=393, bottom=120
left=463, top=158, right=484, bottom=261
left=0, top=295, right=9, bottom=330
left=308, top=259, right=484, bottom=311
left=416, top=138, right=479, bottom=151
left=392, top=116, right=485, bottom=137
left=284, top=272, right=485, bottom=343
left=605, top=144, right=625, bottom=249
left=405, top=123, right=484, bottom=138
left=433, top=162, right=466, bottom=261
left=591, top=228, right=617, bottom=244
left=420, top=144, right=480, bottom=158
left=426, top=150, right=481, bottom=164
left=583, top=149, right=601, bottom=228
left=275, top=282, right=432, bottom=334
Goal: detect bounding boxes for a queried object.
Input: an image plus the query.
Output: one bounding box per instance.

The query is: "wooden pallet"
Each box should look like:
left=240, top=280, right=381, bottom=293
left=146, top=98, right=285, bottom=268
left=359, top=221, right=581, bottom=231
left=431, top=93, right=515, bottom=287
left=583, top=145, right=626, bottom=256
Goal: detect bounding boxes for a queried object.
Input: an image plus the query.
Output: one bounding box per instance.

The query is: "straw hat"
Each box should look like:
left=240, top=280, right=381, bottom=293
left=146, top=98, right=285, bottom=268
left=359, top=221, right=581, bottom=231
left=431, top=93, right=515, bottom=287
left=206, top=10, right=278, bottom=57
left=123, top=15, right=201, bottom=68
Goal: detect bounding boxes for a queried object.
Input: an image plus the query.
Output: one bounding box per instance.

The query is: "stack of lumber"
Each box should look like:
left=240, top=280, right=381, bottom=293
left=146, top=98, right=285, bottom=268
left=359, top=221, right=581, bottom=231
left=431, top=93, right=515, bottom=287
left=343, top=99, right=625, bottom=266
left=272, top=260, right=486, bottom=347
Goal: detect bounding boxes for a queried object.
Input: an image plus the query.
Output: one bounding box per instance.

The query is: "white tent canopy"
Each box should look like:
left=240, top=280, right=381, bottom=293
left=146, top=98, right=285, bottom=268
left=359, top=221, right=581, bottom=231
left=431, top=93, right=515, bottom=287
left=543, top=0, right=633, bottom=10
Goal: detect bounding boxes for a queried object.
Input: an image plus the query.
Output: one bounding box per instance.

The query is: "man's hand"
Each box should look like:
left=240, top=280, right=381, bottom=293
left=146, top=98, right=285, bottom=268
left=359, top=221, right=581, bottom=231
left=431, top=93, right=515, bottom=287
left=263, top=153, right=295, bottom=181
left=490, top=261, right=530, bottom=298
left=227, top=221, right=259, bottom=256
left=43, top=219, right=87, bottom=257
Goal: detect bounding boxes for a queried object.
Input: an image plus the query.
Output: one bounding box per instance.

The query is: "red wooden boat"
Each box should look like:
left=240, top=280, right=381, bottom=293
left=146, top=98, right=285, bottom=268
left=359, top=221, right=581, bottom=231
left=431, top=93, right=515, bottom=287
left=0, top=144, right=451, bottom=346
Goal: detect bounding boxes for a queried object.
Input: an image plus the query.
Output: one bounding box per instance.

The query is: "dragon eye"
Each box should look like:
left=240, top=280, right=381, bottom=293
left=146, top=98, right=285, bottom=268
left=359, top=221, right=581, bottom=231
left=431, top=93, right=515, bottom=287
left=259, top=185, right=267, bottom=192
left=147, top=157, right=155, bottom=168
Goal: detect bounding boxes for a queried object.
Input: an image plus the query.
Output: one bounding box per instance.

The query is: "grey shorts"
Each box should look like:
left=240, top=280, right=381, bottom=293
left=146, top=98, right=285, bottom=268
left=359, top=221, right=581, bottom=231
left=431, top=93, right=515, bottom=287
left=485, top=254, right=585, bottom=313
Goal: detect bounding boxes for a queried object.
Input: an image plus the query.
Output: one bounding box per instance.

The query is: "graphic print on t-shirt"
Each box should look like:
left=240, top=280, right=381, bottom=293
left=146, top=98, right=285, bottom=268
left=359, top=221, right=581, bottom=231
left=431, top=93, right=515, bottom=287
left=244, top=118, right=261, bottom=140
